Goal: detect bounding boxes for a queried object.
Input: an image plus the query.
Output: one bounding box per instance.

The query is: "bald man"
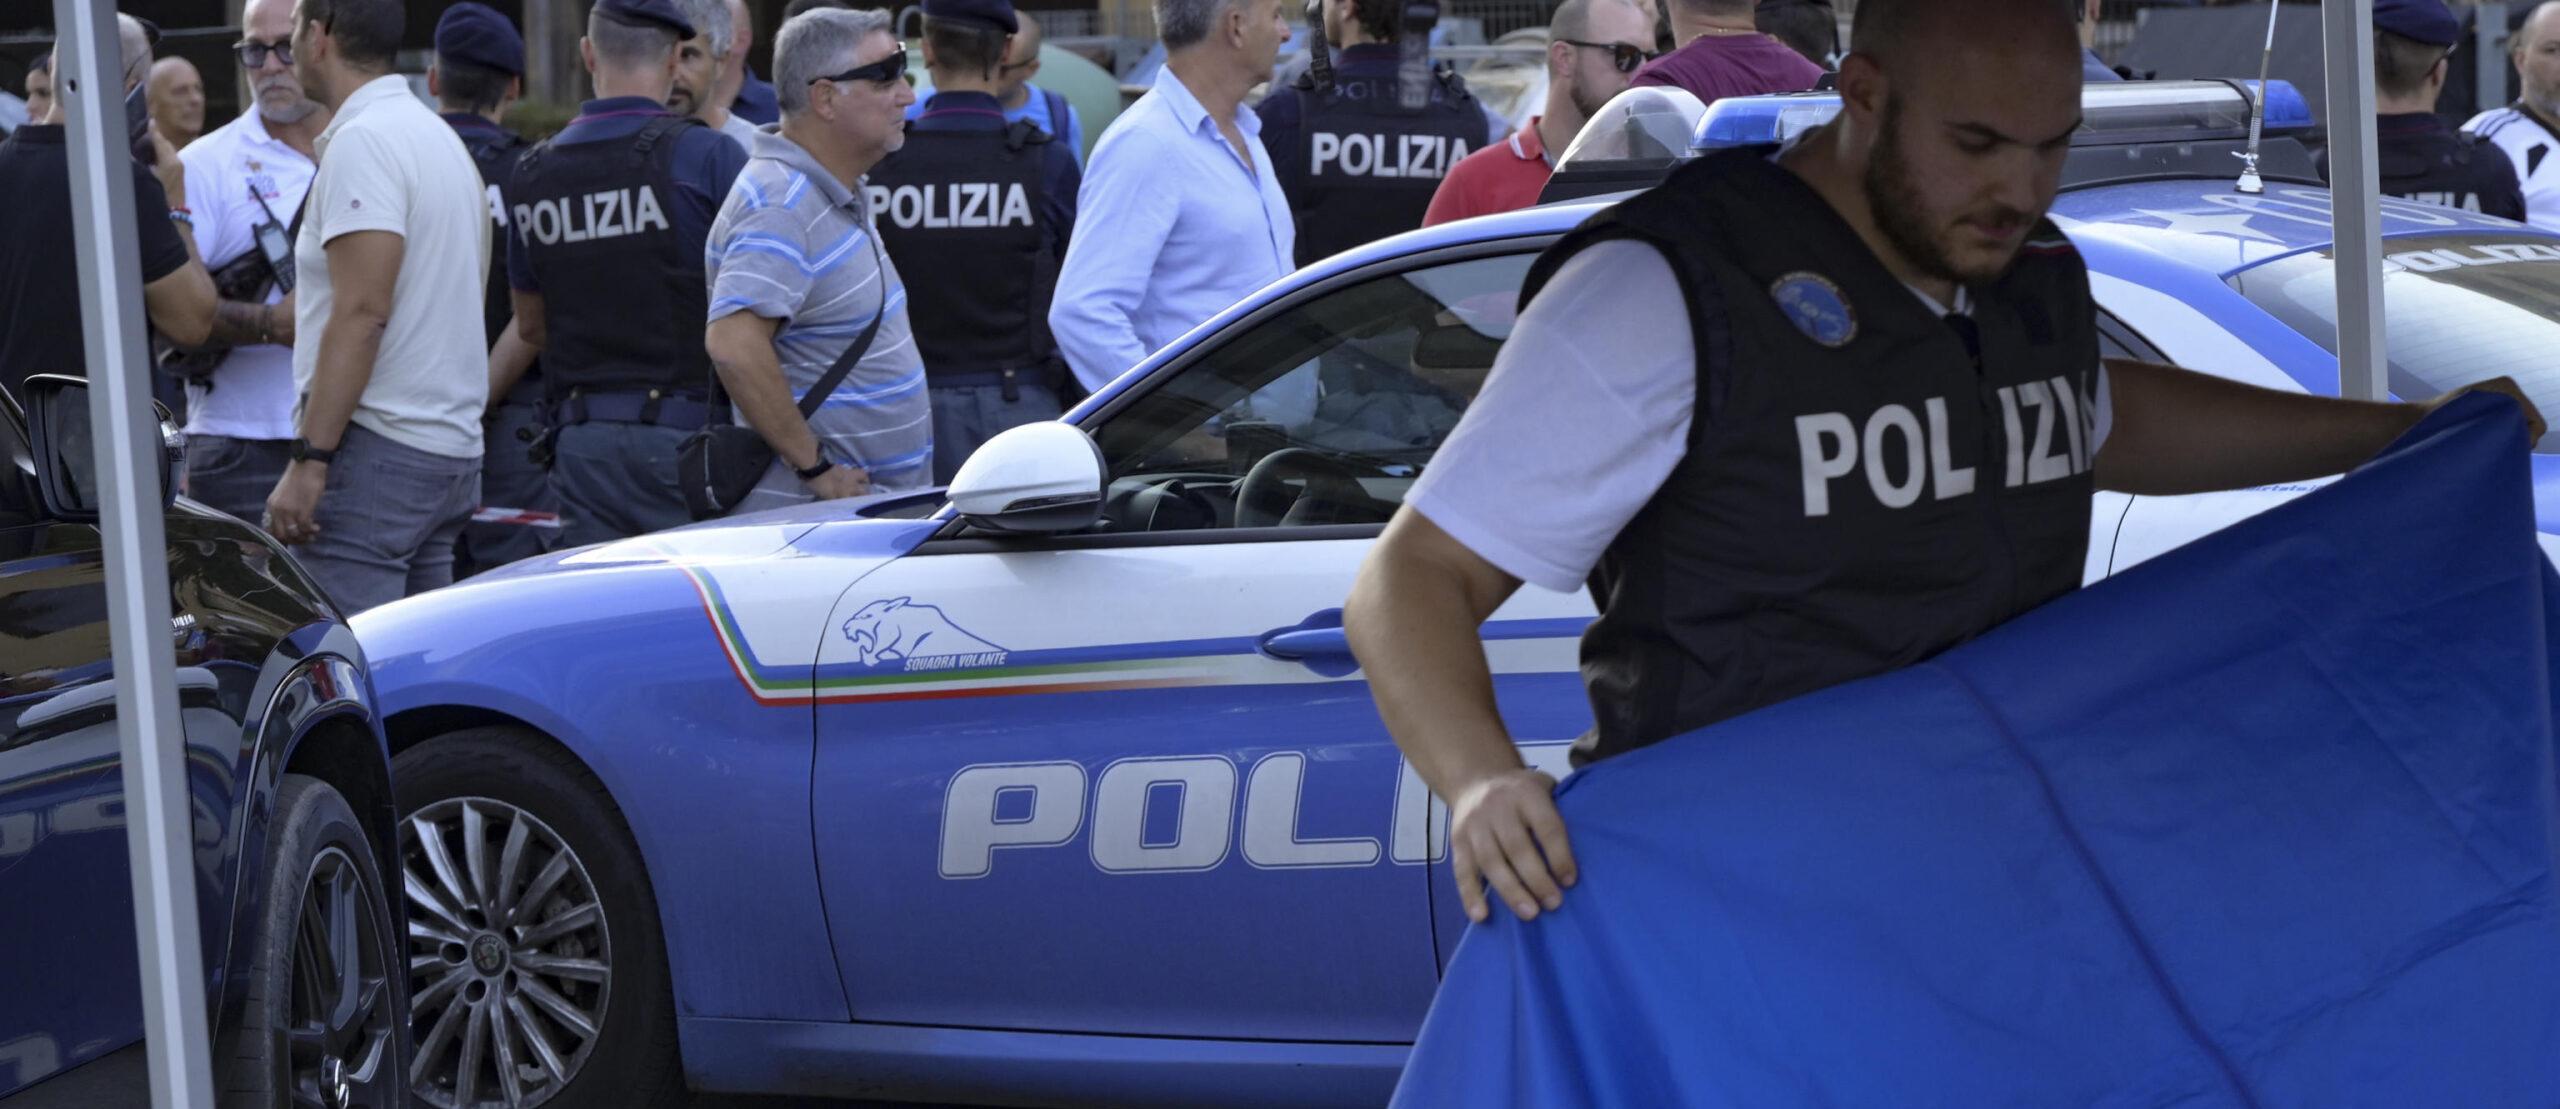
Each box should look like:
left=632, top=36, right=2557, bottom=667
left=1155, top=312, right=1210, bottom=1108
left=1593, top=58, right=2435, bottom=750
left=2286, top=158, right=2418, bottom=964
left=1347, top=0, right=2549, bottom=926
left=2463, top=0, right=2560, bottom=232
left=148, top=55, right=206, bottom=148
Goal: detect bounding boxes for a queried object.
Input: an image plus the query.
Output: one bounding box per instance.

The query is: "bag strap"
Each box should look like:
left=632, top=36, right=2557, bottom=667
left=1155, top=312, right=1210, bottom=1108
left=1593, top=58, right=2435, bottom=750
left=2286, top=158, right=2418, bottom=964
left=795, top=286, right=884, bottom=420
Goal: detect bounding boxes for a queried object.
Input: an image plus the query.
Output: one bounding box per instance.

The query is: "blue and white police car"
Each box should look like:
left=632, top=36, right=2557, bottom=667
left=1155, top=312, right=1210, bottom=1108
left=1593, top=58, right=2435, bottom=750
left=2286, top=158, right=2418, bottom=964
left=356, top=81, right=2560, bottom=1108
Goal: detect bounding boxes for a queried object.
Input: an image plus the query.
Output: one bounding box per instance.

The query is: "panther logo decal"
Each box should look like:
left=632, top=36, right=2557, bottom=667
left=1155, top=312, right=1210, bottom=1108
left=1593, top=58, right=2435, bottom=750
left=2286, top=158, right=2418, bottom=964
left=841, top=597, right=1009, bottom=671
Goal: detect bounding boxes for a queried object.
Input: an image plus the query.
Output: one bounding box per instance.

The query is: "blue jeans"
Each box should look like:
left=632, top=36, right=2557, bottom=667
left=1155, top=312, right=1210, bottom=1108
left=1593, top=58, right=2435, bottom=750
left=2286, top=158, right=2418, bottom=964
left=181, top=434, right=292, bottom=526
left=293, top=424, right=480, bottom=615
left=552, top=422, right=693, bottom=548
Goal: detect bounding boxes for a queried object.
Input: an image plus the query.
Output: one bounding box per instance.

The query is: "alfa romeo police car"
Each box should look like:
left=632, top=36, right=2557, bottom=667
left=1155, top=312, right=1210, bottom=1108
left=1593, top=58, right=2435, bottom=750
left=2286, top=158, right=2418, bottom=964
left=355, top=81, right=2560, bottom=1108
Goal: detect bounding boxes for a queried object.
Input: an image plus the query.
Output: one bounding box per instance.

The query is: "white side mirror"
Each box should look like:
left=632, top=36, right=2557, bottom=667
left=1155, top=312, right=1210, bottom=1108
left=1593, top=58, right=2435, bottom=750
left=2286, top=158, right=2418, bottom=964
left=946, top=422, right=1106, bottom=533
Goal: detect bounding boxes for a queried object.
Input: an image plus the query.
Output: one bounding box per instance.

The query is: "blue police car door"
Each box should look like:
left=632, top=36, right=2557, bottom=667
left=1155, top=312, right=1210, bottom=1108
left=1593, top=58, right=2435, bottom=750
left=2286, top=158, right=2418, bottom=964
left=809, top=248, right=1597, bottom=1043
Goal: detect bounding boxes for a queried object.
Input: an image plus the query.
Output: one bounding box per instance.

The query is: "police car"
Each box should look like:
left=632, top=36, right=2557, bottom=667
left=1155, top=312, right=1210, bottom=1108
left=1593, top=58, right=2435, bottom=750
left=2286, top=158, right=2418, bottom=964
left=355, top=81, right=2560, bottom=1108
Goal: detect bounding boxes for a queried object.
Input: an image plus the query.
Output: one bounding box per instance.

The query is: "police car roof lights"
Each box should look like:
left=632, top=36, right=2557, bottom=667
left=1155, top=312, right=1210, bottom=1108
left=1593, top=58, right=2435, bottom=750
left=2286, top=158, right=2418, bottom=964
left=1687, top=80, right=2315, bottom=152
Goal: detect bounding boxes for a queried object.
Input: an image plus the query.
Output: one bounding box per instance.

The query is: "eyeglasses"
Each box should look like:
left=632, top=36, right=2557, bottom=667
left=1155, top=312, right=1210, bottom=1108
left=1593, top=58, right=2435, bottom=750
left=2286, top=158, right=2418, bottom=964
left=812, top=47, right=912, bottom=89
left=1562, top=39, right=1659, bottom=74
left=235, top=39, right=294, bottom=68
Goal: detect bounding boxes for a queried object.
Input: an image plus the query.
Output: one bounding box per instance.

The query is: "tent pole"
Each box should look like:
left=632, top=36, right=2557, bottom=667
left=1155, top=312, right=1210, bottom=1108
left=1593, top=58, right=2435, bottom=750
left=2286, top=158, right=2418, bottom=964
left=51, top=0, right=218, bottom=1104
left=2325, top=0, right=2390, bottom=401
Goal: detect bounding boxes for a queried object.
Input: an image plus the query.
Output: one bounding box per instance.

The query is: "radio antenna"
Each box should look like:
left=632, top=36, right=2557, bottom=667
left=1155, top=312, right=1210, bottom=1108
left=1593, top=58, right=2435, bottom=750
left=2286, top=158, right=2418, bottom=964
left=2236, top=0, right=2281, bottom=194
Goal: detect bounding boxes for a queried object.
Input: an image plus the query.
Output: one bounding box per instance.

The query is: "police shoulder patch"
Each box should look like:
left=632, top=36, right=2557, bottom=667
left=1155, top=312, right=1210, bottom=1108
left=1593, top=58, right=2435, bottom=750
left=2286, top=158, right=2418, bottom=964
left=1770, top=271, right=1857, bottom=348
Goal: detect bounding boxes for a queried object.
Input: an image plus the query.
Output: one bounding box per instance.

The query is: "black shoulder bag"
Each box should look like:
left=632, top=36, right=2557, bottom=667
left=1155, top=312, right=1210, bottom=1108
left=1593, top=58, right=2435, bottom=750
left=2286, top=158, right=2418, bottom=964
left=678, top=291, right=886, bottom=519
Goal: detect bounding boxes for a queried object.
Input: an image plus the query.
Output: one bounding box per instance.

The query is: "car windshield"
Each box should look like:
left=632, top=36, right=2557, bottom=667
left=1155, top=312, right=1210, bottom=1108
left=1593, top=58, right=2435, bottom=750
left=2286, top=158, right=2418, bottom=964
left=2226, top=235, right=2560, bottom=452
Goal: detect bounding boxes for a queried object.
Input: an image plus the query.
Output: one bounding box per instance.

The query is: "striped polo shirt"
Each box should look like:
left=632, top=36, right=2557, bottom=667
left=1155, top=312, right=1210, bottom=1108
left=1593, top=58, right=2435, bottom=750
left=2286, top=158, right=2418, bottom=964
left=707, top=128, right=933, bottom=509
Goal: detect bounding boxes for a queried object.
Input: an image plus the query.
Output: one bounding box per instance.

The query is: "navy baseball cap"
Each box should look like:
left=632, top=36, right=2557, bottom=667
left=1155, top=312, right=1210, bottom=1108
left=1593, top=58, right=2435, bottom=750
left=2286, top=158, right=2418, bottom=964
left=2373, top=0, right=2459, bottom=47
left=923, top=0, right=1019, bottom=35
left=435, top=3, right=525, bottom=76
left=594, top=0, right=697, bottom=37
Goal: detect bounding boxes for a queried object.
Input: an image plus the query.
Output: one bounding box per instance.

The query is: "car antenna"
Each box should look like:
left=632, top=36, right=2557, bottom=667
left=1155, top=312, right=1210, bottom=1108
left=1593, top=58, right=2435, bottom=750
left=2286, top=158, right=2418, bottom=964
left=2235, top=0, right=2282, bottom=195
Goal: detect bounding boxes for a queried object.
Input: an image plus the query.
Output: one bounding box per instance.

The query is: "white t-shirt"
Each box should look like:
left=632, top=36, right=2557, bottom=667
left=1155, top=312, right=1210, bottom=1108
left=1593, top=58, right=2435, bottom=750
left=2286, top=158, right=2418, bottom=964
left=2463, top=105, right=2560, bottom=235
left=179, top=109, right=315, bottom=441
left=1407, top=239, right=2112, bottom=594
left=293, top=75, right=489, bottom=459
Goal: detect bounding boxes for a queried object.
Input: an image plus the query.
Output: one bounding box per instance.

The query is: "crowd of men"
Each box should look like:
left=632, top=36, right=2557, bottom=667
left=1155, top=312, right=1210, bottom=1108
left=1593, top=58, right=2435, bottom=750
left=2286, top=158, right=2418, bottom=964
left=0, top=0, right=2554, bottom=616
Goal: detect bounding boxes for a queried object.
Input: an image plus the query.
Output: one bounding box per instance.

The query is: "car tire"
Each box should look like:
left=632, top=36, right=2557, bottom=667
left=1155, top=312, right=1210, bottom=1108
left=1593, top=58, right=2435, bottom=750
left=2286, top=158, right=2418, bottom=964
left=393, top=727, right=684, bottom=1109
left=222, top=772, right=406, bottom=1109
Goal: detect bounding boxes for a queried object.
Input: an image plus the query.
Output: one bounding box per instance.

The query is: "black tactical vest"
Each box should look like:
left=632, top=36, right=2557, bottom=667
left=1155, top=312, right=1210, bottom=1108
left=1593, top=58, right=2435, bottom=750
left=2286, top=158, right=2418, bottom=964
left=1285, top=68, right=1482, bottom=266
left=510, top=115, right=710, bottom=400
left=2377, top=118, right=2527, bottom=222
left=1527, top=147, right=2102, bottom=762
left=864, top=120, right=1061, bottom=386
left=458, top=124, right=541, bottom=406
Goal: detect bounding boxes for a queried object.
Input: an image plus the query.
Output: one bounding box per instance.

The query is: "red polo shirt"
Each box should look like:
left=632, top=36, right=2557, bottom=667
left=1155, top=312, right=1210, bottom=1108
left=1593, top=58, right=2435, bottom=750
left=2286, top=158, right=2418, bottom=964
left=1423, top=116, right=1554, bottom=227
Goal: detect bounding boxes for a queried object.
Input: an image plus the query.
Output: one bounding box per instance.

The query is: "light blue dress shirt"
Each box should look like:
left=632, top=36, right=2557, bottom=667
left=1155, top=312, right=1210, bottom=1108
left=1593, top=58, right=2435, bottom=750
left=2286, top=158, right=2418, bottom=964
left=1050, top=65, right=1296, bottom=393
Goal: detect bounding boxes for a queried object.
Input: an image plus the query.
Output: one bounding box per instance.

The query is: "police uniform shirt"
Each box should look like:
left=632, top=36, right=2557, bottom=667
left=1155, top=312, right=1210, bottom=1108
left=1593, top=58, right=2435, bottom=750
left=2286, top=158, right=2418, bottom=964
left=174, top=108, right=317, bottom=442
left=442, top=111, right=545, bottom=402
left=898, top=90, right=1080, bottom=255
left=2320, top=112, right=2526, bottom=221
left=2465, top=103, right=2560, bottom=234
left=502, top=96, right=749, bottom=301
left=1256, top=43, right=1501, bottom=264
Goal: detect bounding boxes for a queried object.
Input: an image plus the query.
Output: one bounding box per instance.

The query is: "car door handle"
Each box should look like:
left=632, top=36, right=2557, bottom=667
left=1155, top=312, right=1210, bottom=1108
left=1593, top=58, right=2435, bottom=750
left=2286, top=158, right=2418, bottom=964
left=1258, top=609, right=1360, bottom=677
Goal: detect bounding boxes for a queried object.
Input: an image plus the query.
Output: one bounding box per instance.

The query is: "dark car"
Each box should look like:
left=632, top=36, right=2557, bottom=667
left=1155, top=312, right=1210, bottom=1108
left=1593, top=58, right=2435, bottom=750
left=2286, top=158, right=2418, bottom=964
left=0, top=375, right=404, bottom=1108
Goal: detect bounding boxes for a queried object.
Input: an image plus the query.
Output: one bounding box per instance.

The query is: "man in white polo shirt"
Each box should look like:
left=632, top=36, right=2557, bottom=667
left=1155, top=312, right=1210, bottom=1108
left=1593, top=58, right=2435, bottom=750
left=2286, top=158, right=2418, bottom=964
left=170, top=0, right=328, bottom=524
left=266, top=0, right=490, bottom=613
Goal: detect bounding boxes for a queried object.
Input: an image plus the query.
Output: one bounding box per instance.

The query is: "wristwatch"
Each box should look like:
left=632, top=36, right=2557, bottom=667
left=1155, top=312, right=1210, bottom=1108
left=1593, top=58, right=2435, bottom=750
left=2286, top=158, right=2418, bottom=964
left=794, top=457, right=837, bottom=482
left=290, top=437, right=338, bottom=465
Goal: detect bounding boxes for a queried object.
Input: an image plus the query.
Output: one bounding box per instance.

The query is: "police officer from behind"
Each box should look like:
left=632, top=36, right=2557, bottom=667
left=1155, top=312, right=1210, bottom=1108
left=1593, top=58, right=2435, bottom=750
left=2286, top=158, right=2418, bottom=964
left=433, top=3, right=559, bottom=573
left=1344, top=0, right=2547, bottom=927
left=2319, top=0, right=2525, bottom=219
left=866, top=0, right=1081, bottom=482
left=1258, top=0, right=1497, bottom=266
left=507, top=0, right=749, bottom=547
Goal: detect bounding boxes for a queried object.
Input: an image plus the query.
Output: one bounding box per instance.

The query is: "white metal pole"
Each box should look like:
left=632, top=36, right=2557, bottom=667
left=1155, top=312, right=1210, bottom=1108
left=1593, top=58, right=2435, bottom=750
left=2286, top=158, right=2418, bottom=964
left=2325, top=0, right=2390, bottom=401
left=2478, top=3, right=2510, bottom=112
left=49, top=0, right=218, bottom=1104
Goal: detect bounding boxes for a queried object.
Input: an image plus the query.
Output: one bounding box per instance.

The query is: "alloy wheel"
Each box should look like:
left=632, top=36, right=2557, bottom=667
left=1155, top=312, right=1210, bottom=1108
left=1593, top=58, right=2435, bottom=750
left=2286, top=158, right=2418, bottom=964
left=289, top=844, right=398, bottom=1109
left=402, top=797, right=612, bottom=1109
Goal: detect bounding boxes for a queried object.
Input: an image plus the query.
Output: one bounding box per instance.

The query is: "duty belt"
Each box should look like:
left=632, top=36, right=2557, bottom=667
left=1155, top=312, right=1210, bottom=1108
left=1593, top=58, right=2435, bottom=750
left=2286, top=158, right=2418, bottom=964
left=554, top=389, right=715, bottom=431
left=929, top=367, right=1061, bottom=401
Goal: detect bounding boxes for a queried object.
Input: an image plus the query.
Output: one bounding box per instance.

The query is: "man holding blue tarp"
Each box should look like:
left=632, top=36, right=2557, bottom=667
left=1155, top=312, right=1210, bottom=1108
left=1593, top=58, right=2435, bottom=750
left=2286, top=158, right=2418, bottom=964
left=1342, top=0, right=2546, bottom=932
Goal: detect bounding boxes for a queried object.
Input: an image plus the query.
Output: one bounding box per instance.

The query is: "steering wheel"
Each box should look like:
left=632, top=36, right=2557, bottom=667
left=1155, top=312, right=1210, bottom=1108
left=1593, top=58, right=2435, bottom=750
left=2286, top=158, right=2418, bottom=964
left=1234, top=448, right=1382, bottom=529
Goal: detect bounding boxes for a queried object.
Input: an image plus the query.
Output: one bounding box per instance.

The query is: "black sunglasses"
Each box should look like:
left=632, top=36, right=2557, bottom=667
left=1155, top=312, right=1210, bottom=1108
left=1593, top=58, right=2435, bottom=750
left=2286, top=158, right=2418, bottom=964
left=235, top=38, right=294, bottom=68
left=812, top=46, right=911, bottom=89
left=1562, top=39, right=1659, bottom=75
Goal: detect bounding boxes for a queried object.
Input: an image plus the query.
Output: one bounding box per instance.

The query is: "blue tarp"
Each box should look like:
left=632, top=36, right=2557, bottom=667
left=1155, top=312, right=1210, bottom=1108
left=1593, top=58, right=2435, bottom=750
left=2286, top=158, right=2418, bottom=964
left=1395, top=395, right=2560, bottom=1107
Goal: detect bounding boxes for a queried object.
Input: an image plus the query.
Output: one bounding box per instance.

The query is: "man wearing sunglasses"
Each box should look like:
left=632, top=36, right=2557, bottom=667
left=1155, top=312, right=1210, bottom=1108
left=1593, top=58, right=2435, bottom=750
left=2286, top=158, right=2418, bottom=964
left=1629, top=0, right=1823, bottom=108
left=1256, top=0, right=1499, bottom=266
left=161, top=0, right=330, bottom=525
left=704, top=7, right=936, bottom=509
left=503, top=0, right=749, bottom=547
left=1424, top=0, right=1656, bottom=226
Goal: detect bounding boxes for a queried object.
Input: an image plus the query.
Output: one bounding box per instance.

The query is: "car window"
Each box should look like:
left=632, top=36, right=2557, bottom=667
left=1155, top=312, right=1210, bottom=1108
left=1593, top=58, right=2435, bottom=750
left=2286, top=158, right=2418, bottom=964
left=0, top=399, right=43, bottom=530
left=1088, top=251, right=1536, bottom=533
left=2227, top=235, right=2560, bottom=451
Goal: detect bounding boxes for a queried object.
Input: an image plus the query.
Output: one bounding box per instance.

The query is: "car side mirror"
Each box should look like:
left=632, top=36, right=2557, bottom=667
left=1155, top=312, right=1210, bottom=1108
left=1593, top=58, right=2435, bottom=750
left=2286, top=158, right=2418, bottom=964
left=21, top=373, right=178, bottom=522
left=946, top=422, right=1106, bottom=534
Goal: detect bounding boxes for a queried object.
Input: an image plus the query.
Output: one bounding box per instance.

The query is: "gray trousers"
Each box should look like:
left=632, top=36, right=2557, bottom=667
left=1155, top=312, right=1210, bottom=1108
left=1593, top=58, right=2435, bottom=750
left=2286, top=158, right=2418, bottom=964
left=553, top=422, right=693, bottom=548
left=181, top=434, right=292, bottom=525
left=456, top=400, right=559, bottom=576
left=931, top=382, right=1065, bottom=484
left=295, top=424, right=481, bottom=616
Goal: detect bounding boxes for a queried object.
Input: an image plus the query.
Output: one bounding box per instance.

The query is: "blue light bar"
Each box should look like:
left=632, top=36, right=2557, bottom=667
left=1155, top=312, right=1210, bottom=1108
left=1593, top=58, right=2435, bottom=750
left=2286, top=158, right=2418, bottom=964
left=1692, top=80, right=2315, bottom=152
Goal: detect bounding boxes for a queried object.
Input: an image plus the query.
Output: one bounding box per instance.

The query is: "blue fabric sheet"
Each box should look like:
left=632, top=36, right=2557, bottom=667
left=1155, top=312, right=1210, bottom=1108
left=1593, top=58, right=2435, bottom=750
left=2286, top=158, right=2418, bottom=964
left=1395, top=394, right=2560, bottom=1107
